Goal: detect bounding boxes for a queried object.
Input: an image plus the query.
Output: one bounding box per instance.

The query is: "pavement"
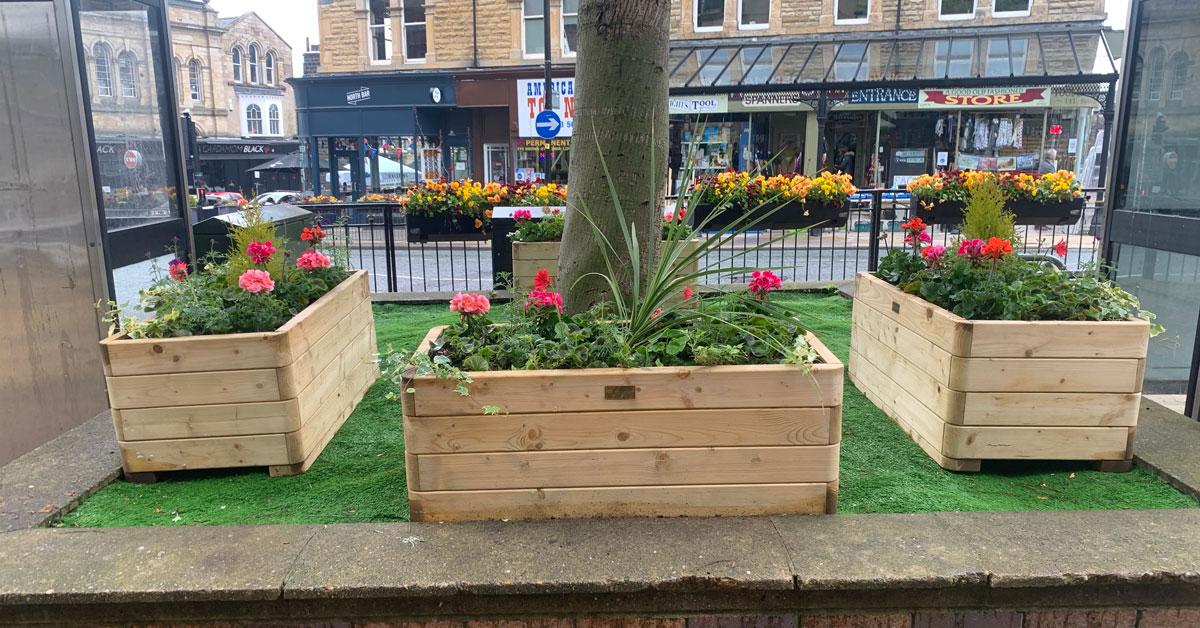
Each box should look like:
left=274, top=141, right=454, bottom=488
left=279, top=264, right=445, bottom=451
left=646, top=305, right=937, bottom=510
left=1135, top=399, right=1200, bottom=501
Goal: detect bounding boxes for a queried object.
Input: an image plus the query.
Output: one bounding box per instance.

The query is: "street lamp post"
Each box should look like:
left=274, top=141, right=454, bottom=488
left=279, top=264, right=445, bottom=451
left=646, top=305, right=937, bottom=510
left=543, top=0, right=552, bottom=184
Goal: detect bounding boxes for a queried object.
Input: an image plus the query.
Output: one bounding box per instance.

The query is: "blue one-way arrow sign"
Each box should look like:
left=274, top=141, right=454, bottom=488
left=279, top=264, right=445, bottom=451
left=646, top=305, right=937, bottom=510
left=535, top=110, right=562, bottom=139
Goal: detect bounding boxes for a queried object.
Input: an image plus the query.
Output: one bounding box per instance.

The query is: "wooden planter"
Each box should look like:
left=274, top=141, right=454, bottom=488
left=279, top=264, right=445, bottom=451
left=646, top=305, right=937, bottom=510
left=849, top=272, right=1149, bottom=472
left=402, top=327, right=844, bottom=521
left=511, top=239, right=702, bottom=291
left=99, top=270, right=379, bottom=480
left=910, top=197, right=1085, bottom=226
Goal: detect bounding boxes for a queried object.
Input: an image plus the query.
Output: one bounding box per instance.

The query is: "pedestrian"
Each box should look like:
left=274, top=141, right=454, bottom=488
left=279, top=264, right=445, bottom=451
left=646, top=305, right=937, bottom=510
left=838, top=148, right=856, bottom=179
left=1038, top=148, right=1058, bottom=175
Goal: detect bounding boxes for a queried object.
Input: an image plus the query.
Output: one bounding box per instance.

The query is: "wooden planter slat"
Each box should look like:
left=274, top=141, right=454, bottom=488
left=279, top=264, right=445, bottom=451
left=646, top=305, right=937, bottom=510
left=414, top=445, right=841, bottom=491
left=404, top=406, right=840, bottom=454
left=409, top=483, right=834, bottom=522
left=850, top=273, right=1148, bottom=471
left=101, top=270, right=378, bottom=476
left=403, top=325, right=843, bottom=520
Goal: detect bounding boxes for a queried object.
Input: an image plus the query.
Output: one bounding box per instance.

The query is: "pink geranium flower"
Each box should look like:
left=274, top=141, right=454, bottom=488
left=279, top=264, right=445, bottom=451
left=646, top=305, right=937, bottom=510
left=683, top=286, right=694, bottom=301
left=296, top=249, right=332, bottom=271
left=957, top=238, right=986, bottom=260
left=246, top=241, right=276, bottom=265
left=526, top=289, right=564, bottom=314
left=238, top=269, right=275, bottom=294
left=513, top=209, right=533, bottom=222
left=921, top=245, right=947, bottom=264
left=449, top=292, right=490, bottom=316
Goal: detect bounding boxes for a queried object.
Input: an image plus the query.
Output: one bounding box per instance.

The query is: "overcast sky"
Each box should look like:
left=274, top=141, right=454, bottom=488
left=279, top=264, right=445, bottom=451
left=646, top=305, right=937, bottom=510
left=202, top=0, right=1133, bottom=78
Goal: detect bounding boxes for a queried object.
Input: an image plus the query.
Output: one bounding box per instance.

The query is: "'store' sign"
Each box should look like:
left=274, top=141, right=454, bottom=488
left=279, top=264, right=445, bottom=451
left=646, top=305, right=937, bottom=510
left=918, top=87, right=1052, bottom=109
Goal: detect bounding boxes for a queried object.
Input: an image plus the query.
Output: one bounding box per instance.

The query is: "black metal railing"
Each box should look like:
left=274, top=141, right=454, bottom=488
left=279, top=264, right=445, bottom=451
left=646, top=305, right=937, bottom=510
left=308, top=189, right=1108, bottom=294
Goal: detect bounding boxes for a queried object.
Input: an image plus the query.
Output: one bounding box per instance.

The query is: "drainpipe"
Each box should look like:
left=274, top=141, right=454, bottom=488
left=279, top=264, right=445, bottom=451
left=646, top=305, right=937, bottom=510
left=471, top=0, right=479, bottom=68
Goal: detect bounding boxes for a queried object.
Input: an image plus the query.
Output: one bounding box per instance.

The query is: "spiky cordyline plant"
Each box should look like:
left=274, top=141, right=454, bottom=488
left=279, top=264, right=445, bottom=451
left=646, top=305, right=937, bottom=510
left=568, top=123, right=822, bottom=363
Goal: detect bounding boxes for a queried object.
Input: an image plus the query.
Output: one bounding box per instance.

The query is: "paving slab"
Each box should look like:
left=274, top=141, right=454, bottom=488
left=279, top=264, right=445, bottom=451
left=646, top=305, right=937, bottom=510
left=1135, top=399, right=1200, bottom=501
left=0, top=412, right=121, bottom=532
left=282, top=517, right=795, bottom=599
left=773, top=510, right=1200, bottom=593
left=0, top=525, right=317, bottom=604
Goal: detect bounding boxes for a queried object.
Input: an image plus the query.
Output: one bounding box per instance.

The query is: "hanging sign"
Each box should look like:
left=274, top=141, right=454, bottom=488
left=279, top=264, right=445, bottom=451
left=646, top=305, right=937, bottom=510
left=123, top=149, right=142, bottom=170
left=847, top=88, right=920, bottom=105
left=669, top=95, right=728, bottom=114
left=918, top=87, right=1052, bottom=109
left=518, top=78, right=575, bottom=138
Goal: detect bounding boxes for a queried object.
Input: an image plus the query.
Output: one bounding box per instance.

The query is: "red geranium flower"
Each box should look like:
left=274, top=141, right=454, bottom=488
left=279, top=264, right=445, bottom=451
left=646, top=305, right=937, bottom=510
left=246, top=240, right=276, bottom=265
left=167, top=259, right=188, bottom=281
left=1054, top=239, right=1068, bottom=257
left=533, top=268, right=552, bottom=291
left=300, top=225, right=326, bottom=243
left=748, top=270, right=783, bottom=300
left=983, top=237, right=1013, bottom=260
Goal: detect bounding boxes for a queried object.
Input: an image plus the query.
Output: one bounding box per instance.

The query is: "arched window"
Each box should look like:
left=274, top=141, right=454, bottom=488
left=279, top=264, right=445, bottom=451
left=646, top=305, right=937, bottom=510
left=268, top=104, right=280, bottom=135
left=117, top=51, right=137, bottom=99
left=265, top=51, right=276, bottom=85
left=93, top=43, right=113, bottom=97
left=174, top=57, right=183, bottom=100
left=188, top=59, right=202, bottom=103
left=231, top=46, right=243, bottom=83
left=246, top=104, right=262, bottom=135
left=1170, top=52, right=1190, bottom=101
left=1147, top=46, right=1166, bottom=101
left=248, top=44, right=260, bottom=83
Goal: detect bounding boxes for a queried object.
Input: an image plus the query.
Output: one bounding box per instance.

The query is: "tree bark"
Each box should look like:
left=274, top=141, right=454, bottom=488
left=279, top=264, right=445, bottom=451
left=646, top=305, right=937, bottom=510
left=558, top=0, right=670, bottom=314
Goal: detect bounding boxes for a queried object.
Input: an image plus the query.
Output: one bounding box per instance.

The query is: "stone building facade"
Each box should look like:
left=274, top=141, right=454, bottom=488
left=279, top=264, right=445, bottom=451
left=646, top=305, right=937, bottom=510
left=295, top=0, right=1114, bottom=195
left=316, top=0, right=1105, bottom=73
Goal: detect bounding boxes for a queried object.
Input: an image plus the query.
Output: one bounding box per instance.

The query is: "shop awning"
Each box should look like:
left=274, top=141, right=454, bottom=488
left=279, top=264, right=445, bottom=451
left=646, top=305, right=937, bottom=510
left=668, top=22, right=1118, bottom=94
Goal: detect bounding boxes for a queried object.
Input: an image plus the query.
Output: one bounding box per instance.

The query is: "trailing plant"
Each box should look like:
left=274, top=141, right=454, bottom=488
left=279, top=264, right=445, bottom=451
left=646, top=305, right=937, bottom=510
left=105, top=209, right=349, bottom=338
left=510, top=208, right=565, bottom=242
left=907, top=170, right=1083, bottom=206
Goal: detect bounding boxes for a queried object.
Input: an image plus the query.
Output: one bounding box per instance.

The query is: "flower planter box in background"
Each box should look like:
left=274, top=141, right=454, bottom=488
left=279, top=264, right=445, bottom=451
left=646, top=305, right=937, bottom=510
left=402, top=326, right=844, bottom=521
left=406, top=213, right=490, bottom=242
left=99, top=270, right=379, bottom=480
left=690, top=200, right=850, bottom=230
left=910, top=197, right=1085, bottom=226
left=849, top=272, right=1149, bottom=472
left=511, top=239, right=703, bottom=291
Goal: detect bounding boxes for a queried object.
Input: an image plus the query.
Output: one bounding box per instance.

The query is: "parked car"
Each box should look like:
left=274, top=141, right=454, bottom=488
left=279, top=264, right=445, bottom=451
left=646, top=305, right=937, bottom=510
left=252, top=191, right=304, bottom=205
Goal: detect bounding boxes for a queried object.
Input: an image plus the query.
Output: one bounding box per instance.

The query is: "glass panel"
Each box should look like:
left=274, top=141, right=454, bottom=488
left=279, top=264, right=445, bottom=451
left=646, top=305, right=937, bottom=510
left=1170, top=52, right=1190, bottom=101
left=248, top=45, right=258, bottom=83
left=1114, top=245, right=1200, bottom=395
left=740, top=0, right=769, bottom=26
left=738, top=46, right=772, bottom=84
left=1114, top=0, right=1200, bottom=214
left=933, top=39, right=974, bottom=78
left=523, top=0, right=542, bottom=15
left=562, top=0, right=579, bottom=54
left=940, top=0, right=975, bottom=16
left=405, top=24, right=427, bottom=59
left=768, top=44, right=811, bottom=84
left=835, top=0, right=868, bottom=21
left=695, top=48, right=730, bottom=86
left=984, top=37, right=1028, bottom=77
left=994, top=0, right=1030, bottom=13
left=232, top=48, right=241, bottom=82
left=833, top=43, right=869, bottom=81
left=1038, top=33, right=1079, bottom=74
left=79, top=0, right=183, bottom=231
left=403, top=0, right=425, bottom=23
left=696, top=0, right=723, bottom=28
left=369, top=0, right=391, bottom=61
left=118, top=52, right=137, bottom=98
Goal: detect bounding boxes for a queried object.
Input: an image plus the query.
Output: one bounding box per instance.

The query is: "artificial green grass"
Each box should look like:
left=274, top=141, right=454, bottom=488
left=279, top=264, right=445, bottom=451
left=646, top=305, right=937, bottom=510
left=59, top=295, right=1196, bottom=527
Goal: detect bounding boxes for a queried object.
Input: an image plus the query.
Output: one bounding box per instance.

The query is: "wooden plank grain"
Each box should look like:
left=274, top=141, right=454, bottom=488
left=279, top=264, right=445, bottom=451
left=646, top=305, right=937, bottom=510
left=404, top=407, right=839, bottom=454
left=414, top=444, right=840, bottom=491
left=115, top=400, right=300, bottom=441
left=959, top=392, right=1141, bottom=427
left=409, top=483, right=832, bottom=521
left=949, top=357, right=1144, bottom=393
left=854, top=273, right=971, bottom=356
left=942, top=425, right=1131, bottom=461
left=106, top=368, right=282, bottom=410
left=966, top=319, right=1150, bottom=359
left=100, top=332, right=285, bottom=376
left=119, top=433, right=293, bottom=472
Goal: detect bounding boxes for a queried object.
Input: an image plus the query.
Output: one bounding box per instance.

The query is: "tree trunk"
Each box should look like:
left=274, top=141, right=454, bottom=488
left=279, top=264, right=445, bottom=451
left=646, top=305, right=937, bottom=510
left=558, top=0, right=670, bottom=314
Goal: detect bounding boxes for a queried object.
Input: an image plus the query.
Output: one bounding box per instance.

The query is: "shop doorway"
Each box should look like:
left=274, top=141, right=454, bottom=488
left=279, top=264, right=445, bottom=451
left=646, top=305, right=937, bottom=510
left=768, top=112, right=805, bottom=175
left=825, top=112, right=871, bottom=186
left=485, top=144, right=510, bottom=184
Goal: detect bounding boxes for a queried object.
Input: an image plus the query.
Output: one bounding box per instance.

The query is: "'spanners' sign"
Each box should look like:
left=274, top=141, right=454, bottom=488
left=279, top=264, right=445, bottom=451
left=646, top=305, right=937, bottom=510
left=518, top=78, right=576, bottom=138
left=919, top=87, right=1052, bottom=109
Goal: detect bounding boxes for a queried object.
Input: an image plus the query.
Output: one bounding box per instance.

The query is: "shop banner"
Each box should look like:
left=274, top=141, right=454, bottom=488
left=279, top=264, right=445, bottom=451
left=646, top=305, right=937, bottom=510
left=518, top=78, right=576, bottom=138
left=739, top=92, right=804, bottom=108
left=848, top=88, right=920, bottom=105
left=669, top=95, right=728, bottom=114
left=918, top=87, right=1052, bottom=109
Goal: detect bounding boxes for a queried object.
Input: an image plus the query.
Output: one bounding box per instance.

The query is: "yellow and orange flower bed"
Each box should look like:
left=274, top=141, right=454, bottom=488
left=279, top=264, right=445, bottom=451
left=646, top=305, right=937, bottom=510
left=691, top=170, right=856, bottom=207
left=907, top=170, right=1083, bottom=204
left=302, top=194, right=341, bottom=204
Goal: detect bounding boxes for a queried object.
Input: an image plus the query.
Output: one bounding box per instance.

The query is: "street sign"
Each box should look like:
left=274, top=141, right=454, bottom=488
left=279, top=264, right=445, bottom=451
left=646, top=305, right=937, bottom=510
left=123, top=149, right=141, bottom=170
left=534, top=110, right=562, bottom=140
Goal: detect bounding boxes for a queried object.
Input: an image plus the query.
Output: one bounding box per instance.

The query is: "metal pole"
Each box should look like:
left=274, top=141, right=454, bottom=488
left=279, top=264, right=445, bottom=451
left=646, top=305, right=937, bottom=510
left=543, top=0, right=552, bottom=183
left=867, top=189, right=883, bottom=271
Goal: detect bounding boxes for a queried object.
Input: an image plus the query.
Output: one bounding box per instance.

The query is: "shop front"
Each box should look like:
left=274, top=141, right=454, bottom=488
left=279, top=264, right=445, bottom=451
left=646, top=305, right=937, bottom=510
left=291, top=71, right=466, bottom=198
left=455, top=68, right=575, bottom=186
left=195, top=138, right=300, bottom=197
left=667, top=23, right=1119, bottom=192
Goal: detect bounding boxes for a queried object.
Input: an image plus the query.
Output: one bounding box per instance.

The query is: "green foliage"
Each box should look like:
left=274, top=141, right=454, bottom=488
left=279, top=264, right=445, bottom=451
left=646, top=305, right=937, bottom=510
left=960, top=177, right=1017, bottom=243
left=510, top=210, right=565, bottom=242
left=878, top=249, right=1159, bottom=327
